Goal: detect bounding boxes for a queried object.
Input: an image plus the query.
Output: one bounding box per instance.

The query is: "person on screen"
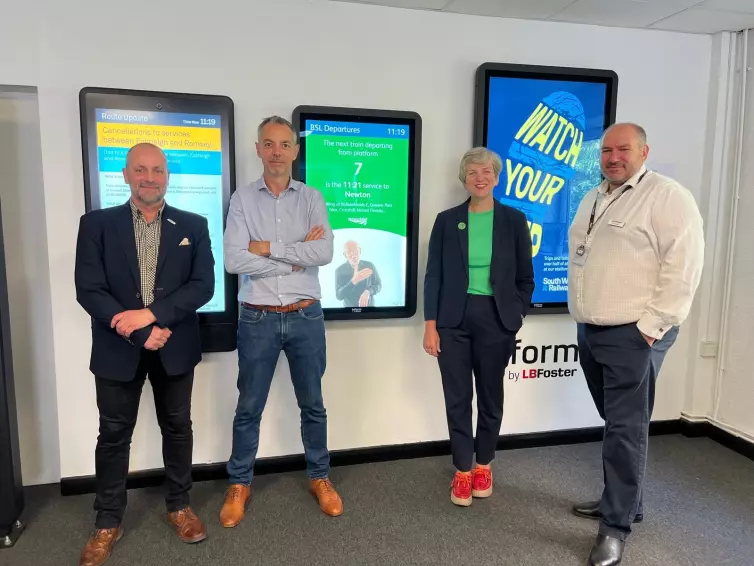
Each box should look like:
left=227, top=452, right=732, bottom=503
left=74, top=142, right=214, bottom=566
left=221, top=115, right=342, bottom=526
left=335, top=240, right=382, bottom=307
left=567, top=123, right=704, bottom=566
left=422, top=147, right=534, bottom=507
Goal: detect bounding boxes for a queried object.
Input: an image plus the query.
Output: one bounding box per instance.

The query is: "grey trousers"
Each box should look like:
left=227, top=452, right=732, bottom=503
left=577, top=322, right=679, bottom=540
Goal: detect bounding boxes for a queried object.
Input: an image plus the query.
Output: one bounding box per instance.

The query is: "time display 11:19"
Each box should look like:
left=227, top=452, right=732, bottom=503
left=200, top=118, right=217, bottom=126
left=387, top=127, right=406, bottom=136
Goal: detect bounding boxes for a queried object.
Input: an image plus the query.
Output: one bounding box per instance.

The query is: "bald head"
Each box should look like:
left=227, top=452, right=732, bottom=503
left=122, top=142, right=169, bottom=207
left=125, top=142, right=168, bottom=168
left=600, top=122, right=650, bottom=190
left=601, top=123, right=647, bottom=148
left=343, top=240, right=361, bottom=266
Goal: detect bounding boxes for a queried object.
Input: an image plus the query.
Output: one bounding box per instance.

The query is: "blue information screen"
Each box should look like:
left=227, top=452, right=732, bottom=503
left=482, top=73, right=613, bottom=307
left=80, top=87, right=238, bottom=352
left=94, top=108, right=226, bottom=313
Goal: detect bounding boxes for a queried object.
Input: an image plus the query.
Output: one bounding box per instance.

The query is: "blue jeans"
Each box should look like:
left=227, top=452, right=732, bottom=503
left=227, top=302, right=330, bottom=485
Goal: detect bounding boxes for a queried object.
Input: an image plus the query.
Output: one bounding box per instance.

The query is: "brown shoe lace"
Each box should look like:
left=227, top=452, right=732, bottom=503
left=226, top=484, right=247, bottom=501
left=314, top=478, right=333, bottom=493
left=172, top=507, right=197, bottom=521
left=87, top=529, right=116, bottom=551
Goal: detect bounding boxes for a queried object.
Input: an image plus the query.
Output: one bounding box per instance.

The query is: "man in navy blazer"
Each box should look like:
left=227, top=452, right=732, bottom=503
left=74, top=143, right=214, bottom=566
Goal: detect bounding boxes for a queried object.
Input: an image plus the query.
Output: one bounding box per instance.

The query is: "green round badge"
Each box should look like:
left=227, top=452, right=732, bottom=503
left=458, top=222, right=466, bottom=230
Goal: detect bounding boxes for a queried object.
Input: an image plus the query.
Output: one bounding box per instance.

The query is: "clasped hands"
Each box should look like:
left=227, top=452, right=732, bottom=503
left=111, top=309, right=171, bottom=351
left=248, top=225, right=325, bottom=272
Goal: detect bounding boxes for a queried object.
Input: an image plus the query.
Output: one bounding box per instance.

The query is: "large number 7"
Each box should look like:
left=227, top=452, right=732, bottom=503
left=354, top=162, right=363, bottom=176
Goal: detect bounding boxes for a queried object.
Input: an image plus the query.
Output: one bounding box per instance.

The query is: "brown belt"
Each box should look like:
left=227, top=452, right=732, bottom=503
left=242, top=299, right=318, bottom=313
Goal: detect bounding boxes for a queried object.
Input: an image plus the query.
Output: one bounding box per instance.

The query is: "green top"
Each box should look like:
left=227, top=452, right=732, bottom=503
left=467, top=209, right=494, bottom=296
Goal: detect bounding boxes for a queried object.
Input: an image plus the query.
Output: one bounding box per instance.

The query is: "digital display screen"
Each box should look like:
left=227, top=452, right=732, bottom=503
left=79, top=88, right=238, bottom=351
left=474, top=63, right=618, bottom=313
left=293, top=106, right=422, bottom=320
left=93, top=109, right=225, bottom=313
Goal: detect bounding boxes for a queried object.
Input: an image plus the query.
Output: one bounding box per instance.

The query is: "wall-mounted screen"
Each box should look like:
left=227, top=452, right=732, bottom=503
left=79, top=87, right=238, bottom=351
left=474, top=63, right=618, bottom=314
left=292, top=105, right=421, bottom=320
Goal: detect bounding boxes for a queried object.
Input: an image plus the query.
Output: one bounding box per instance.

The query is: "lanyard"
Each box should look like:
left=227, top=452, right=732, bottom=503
left=586, top=170, right=648, bottom=236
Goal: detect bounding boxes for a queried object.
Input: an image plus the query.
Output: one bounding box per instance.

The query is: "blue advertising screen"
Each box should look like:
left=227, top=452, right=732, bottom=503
left=474, top=63, right=618, bottom=313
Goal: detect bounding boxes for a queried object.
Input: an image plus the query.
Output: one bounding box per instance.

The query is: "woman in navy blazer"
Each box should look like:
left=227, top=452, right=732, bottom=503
left=423, top=147, right=534, bottom=507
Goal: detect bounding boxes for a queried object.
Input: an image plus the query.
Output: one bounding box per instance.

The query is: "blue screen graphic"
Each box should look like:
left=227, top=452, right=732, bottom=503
left=486, top=76, right=607, bottom=305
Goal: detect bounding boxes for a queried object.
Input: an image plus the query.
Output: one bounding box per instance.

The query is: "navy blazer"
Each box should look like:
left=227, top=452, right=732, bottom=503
left=74, top=202, right=215, bottom=381
left=424, top=199, right=535, bottom=333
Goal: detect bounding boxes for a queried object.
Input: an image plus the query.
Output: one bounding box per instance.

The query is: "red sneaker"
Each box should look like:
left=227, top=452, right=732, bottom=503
left=472, top=466, right=492, bottom=498
left=450, top=471, right=472, bottom=507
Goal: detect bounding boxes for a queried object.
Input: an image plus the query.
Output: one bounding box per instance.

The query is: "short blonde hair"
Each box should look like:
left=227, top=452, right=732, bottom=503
left=458, top=147, right=503, bottom=183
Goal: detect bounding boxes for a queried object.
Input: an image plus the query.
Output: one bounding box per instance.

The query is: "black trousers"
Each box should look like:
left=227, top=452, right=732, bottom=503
left=438, top=295, right=516, bottom=472
left=94, top=351, right=194, bottom=529
left=577, top=322, right=678, bottom=541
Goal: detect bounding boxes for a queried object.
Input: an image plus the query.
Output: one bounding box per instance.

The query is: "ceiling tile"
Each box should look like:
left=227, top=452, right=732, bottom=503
left=442, top=0, right=576, bottom=19
left=650, top=7, right=754, bottom=32
left=332, top=0, right=449, bottom=9
left=552, top=0, right=703, bottom=28
left=697, top=0, right=754, bottom=15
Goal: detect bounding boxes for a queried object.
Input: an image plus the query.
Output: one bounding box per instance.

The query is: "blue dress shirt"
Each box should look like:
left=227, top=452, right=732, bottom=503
left=223, top=176, right=334, bottom=306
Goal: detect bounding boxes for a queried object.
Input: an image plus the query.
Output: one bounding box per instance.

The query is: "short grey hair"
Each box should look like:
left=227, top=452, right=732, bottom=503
left=257, top=115, right=298, bottom=143
left=459, top=147, right=503, bottom=183
left=601, top=122, right=647, bottom=147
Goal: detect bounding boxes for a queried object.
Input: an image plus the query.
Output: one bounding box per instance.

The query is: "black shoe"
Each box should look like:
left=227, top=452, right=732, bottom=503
left=588, top=534, right=624, bottom=566
left=572, top=501, right=643, bottom=523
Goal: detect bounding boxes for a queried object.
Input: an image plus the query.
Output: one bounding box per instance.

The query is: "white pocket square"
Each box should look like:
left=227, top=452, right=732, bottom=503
left=179, top=237, right=191, bottom=246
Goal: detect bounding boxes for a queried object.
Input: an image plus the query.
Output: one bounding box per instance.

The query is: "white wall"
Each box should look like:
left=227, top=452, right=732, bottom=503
left=682, top=32, right=735, bottom=421
left=0, top=88, right=59, bottom=485
left=716, top=30, right=754, bottom=439
left=678, top=29, right=754, bottom=441
left=0, top=0, right=714, bottom=481
left=0, top=13, right=38, bottom=87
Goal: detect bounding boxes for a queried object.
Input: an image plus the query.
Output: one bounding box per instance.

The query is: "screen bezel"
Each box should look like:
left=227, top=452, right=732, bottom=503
left=78, top=86, right=238, bottom=352
left=291, top=105, right=422, bottom=321
left=473, top=62, right=619, bottom=315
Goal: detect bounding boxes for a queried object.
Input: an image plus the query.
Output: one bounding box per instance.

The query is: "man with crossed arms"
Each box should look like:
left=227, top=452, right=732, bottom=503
left=221, top=116, right=342, bottom=526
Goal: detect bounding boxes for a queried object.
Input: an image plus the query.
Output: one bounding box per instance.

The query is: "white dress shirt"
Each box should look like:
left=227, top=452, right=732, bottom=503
left=568, top=165, right=705, bottom=339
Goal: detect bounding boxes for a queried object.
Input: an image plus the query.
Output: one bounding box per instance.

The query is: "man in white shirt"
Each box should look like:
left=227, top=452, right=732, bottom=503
left=567, top=123, right=704, bottom=566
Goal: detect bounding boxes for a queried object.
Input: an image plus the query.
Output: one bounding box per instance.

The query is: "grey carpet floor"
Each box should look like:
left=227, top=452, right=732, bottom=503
left=2, top=435, right=753, bottom=566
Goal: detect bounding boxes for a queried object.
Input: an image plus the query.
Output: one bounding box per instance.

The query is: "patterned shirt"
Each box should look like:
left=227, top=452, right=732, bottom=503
left=130, top=199, right=163, bottom=307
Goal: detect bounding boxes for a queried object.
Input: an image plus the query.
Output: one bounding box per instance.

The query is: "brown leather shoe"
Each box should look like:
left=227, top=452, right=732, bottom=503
left=167, top=506, right=207, bottom=543
left=309, top=478, right=343, bottom=517
left=220, top=484, right=251, bottom=528
left=79, top=527, right=123, bottom=566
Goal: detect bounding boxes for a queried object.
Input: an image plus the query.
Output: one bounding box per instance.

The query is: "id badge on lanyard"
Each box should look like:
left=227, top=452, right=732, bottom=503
left=573, top=171, right=648, bottom=266
left=572, top=242, right=590, bottom=266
